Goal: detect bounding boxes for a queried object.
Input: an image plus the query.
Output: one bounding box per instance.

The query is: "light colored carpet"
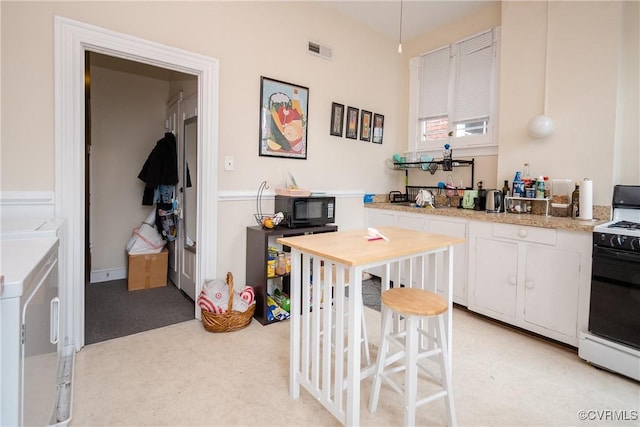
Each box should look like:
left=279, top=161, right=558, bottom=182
left=70, top=307, right=639, bottom=426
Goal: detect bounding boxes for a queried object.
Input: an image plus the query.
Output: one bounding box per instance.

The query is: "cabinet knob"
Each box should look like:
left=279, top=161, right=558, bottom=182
left=525, top=280, right=535, bottom=289
left=518, top=229, right=527, bottom=238
left=508, top=276, right=517, bottom=285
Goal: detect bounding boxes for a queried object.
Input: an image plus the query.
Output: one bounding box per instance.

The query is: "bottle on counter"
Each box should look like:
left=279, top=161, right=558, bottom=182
left=523, top=163, right=531, bottom=188
left=443, top=144, right=453, bottom=171
left=513, top=171, right=523, bottom=197
left=571, top=182, right=580, bottom=218
left=502, top=180, right=510, bottom=197
left=543, top=176, right=551, bottom=198
left=536, top=175, right=545, bottom=199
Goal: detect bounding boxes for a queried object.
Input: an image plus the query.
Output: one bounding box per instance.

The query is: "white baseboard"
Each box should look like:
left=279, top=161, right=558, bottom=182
left=90, top=267, right=127, bottom=283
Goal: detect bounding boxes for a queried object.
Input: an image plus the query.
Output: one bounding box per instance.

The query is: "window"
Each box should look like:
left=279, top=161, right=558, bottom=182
left=409, top=28, right=500, bottom=155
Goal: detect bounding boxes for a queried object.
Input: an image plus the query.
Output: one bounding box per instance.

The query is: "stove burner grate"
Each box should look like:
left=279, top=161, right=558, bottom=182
left=608, top=220, right=640, bottom=230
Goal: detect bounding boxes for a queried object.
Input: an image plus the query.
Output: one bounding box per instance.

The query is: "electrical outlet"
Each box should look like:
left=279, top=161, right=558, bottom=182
left=224, top=156, right=234, bottom=171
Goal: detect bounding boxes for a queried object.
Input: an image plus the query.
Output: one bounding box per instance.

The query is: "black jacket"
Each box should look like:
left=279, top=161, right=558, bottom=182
left=138, top=133, right=178, bottom=205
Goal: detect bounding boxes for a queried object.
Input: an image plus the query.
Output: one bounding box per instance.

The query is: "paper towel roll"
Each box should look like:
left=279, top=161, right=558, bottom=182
left=580, top=178, right=593, bottom=220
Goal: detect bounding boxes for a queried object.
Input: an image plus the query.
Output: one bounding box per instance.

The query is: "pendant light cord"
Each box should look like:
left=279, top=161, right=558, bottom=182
left=398, top=0, right=403, bottom=53
left=543, top=0, right=550, bottom=114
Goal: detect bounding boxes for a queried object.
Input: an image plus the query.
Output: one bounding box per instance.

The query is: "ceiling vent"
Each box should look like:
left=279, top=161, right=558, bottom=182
left=307, top=41, right=332, bottom=60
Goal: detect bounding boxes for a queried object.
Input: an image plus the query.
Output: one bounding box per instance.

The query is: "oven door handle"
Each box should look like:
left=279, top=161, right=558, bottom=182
left=594, top=245, right=640, bottom=263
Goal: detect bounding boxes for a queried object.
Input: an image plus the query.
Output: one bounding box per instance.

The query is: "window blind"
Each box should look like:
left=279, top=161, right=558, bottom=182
left=418, top=46, right=450, bottom=119
left=453, top=30, right=494, bottom=123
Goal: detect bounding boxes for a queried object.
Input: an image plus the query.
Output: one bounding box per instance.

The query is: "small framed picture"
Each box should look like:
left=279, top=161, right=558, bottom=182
left=345, top=106, right=359, bottom=140
left=329, top=102, right=344, bottom=137
left=359, top=110, right=372, bottom=142
left=372, top=113, right=384, bottom=144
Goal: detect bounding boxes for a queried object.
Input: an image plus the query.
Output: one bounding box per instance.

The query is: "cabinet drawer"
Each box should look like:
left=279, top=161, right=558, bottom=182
left=492, top=223, right=556, bottom=245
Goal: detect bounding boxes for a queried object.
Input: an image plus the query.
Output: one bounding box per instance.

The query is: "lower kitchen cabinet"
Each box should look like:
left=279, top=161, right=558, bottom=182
left=364, top=208, right=468, bottom=305
left=468, top=220, right=591, bottom=346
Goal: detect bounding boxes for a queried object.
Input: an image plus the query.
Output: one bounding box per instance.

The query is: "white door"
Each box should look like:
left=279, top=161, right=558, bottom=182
left=179, top=102, right=197, bottom=300
left=166, top=97, right=180, bottom=289
left=166, top=94, right=197, bottom=300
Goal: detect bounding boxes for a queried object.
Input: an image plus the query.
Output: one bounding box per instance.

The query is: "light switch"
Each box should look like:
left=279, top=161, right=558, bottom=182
left=224, top=156, right=234, bottom=171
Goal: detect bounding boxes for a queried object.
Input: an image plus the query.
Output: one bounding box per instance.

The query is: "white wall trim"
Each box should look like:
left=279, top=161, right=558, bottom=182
left=55, top=16, right=220, bottom=350
left=0, top=191, right=55, bottom=205
left=90, top=267, right=127, bottom=283
left=217, top=189, right=365, bottom=202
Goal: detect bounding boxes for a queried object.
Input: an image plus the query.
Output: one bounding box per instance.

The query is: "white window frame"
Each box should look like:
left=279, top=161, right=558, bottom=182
left=408, top=27, right=501, bottom=157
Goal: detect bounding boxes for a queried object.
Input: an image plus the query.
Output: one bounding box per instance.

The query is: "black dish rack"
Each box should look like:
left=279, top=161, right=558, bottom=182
left=389, top=186, right=450, bottom=204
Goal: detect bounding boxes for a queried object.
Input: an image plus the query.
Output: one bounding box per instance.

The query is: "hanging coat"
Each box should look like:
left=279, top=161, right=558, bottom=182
left=138, top=132, right=179, bottom=205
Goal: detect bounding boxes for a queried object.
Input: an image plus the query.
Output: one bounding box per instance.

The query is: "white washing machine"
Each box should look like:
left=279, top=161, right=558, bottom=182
left=1, top=217, right=72, bottom=426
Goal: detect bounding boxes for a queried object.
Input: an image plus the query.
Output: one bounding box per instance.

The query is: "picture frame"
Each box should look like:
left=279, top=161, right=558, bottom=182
left=329, top=102, right=344, bottom=137
left=372, top=113, right=385, bottom=144
left=345, top=106, right=359, bottom=140
left=359, top=110, right=372, bottom=142
left=259, top=76, right=309, bottom=159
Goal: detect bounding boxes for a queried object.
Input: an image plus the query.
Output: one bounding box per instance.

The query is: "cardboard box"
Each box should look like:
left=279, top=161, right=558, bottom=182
left=127, top=249, right=168, bottom=291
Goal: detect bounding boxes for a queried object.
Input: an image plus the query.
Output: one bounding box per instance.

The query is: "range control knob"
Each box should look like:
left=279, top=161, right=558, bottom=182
left=630, top=237, right=640, bottom=251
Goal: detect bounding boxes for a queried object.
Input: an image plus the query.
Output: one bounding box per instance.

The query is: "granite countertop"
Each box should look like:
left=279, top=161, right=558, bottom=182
left=365, top=201, right=609, bottom=232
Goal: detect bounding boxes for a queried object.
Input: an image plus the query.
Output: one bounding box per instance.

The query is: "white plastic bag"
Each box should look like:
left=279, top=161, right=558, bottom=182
left=126, top=222, right=166, bottom=254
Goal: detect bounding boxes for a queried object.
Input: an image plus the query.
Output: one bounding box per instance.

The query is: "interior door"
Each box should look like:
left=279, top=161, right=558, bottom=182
left=166, top=97, right=180, bottom=288
left=180, top=113, right=197, bottom=300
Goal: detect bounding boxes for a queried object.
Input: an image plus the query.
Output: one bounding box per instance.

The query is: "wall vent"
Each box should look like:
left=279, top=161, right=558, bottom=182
left=307, top=41, right=332, bottom=60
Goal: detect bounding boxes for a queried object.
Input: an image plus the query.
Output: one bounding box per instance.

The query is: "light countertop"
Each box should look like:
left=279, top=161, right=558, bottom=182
left=365, top=202, right=608, bottom=233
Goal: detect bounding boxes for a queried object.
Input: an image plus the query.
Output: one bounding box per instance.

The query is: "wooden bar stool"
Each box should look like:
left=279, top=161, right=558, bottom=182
left=369, top=287, right=456, bottom=426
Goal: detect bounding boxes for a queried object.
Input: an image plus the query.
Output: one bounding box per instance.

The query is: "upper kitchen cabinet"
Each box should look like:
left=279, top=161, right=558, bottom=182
left=407, top=28, right=501, bottom=158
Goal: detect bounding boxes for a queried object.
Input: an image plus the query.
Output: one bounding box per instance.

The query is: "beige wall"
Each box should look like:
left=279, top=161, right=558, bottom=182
left=1, top=1, right=401, bottom=195
left=1, top=1, right=638, bottom=281
left=90, top=62, right=171, bottom=272
left=497, top=1, right=637, bottom=205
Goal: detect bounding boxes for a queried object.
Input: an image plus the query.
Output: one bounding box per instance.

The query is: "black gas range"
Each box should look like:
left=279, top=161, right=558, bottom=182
left=579, top=185, right=640, bottom=381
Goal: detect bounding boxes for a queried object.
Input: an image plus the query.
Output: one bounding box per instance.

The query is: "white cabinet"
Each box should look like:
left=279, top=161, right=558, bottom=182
left=468, top=221, right=591, bottom=346
left=364, top=208, right=468, bottom=305
left=428, top=218, right=468, bottom=305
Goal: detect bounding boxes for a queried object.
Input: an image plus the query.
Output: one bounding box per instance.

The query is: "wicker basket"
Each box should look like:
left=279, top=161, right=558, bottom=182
left=201, top=272, right=255, bottom=332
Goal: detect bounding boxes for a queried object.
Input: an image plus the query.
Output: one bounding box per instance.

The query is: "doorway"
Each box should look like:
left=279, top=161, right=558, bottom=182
left=55, top=16, right=220, bottom=350
left=84, top=52, right=198, bottom=344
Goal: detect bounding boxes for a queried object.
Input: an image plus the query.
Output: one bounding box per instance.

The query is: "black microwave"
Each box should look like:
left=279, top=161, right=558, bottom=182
left=274, top=195, right=336, bottom=228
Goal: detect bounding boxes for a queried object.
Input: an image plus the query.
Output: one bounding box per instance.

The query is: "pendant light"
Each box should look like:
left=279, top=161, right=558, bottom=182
left=528, top=1, right=556, bottom=138
left=397, top=0, right=403, bottom=54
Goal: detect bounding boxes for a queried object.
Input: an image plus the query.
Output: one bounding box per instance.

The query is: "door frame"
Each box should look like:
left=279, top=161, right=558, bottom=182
left=54, top=16, right=219, bottom=350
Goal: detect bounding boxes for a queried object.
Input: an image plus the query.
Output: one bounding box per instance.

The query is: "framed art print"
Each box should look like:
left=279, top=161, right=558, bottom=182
left=345, top=106, right=359, bottom=140
left=360, top=110, right=372, bottom=142
left=372, top=113, right=384, bottom=144
left=330, top=102, right=344, bottom=137
left=259, top=76, right=309, bottom=159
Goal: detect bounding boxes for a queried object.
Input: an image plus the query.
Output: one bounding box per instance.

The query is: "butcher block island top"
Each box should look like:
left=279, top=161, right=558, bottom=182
left=277, top=226, right=465, bottom=266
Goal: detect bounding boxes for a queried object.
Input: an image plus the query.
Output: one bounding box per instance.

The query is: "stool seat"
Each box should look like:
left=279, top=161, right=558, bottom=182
left=381, top=287, right=447, bottom=317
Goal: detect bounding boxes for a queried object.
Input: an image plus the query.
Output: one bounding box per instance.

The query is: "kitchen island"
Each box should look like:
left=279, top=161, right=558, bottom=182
left=278, top=227, right=464, bottom=426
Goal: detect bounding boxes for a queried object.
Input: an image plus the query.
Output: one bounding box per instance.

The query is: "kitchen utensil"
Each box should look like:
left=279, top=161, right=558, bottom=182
left=462, top=190, right=478, bottom=209
left=485, top=190, right=504, bottom=213
left=415, top=189, right=434, bottom=208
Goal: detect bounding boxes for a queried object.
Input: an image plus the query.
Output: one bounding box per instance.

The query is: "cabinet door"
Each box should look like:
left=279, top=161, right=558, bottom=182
left=428, top=219, right=467, bottom=304
left=471, top=237, right=518, bottom=319
left=523, top=245, right=580, bottom=338
left=364, top=208, right=396, bottom=227
left=396, top=212, right=426, bottom=231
